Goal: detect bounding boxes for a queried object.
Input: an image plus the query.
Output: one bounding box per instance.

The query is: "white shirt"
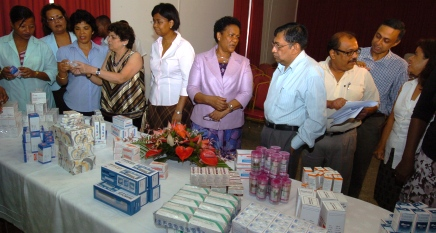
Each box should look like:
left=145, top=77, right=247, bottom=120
left=149, top=31, right=195, bottom=106
left=320, top=57, right=380, bottom=132
left=385, top=79, right=420, bottom=168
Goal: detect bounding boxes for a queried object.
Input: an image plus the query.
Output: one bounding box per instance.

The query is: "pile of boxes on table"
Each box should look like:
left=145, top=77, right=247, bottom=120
left=379, top=202, right=436, bottom=233
left=94, top=158, right=160, bottom=215
left=22, top=111, right=55, bottom=164
left=190, top=167, right=244, bottom=196
left=232, top=202, right=327, bottom=233
left=0, top=101, right=22, bottom=138
left=91, top=110, right=107, bottom=148
left=154, top=184, right=241, bottom=233
left=301, top=167, right=343, bottom=192
left=237, top=147, right=293, bottom=204
left=23, top=91, right=59, bottom=129
left=51, top=111, right=95, bottom=175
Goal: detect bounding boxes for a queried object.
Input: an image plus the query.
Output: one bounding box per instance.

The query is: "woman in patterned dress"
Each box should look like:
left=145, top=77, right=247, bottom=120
left=73, top=21, right=145, bottom=128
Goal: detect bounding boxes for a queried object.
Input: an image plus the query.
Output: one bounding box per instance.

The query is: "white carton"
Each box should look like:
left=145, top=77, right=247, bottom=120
left=0, top=101, right=18, bottom=118
left=392, top=207, right=415, bottom=233
left=412, top=208, right=430, bottom=233
left=101, top=163, right=147, bottom=195
left=425, top=208, right=436, bottom=233
left=113, top=115, right=133, bottom=129
left=122, top=144, right=141, bottom=162
left=298, top=196, right=321, bottom=225
left=115, top=159, right=159, bottom=188
left=334, top=193, right=348, bottom=210
left=30, top=131, right=41, bottom=152
left=100, top=118, right=106, bottom=140
left=30, top=91, right=46, bottom=104
left=316, top=190, right=337, bottom=203
left=296, top=188, right=316, bottom=216
left=319, top=201, right=346, bottom=233
left=149, top=161, right=169, bottom=173
left=37, top=143, right=52, bottom=164
left=332, top=174, right=343, bottom=193
left=28, top=113, right=40, bottom=132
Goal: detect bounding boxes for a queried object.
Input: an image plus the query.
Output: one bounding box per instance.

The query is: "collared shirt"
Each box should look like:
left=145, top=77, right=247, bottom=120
left=40, top=32, right=77, bottom=91
left=320, top=57, right=380, bottom=133
left=149, top=31, right=195, bottom=106
left=358, top=47, right=408, bottom=115
left=56, top=41, right=108, bottom=112
left=0, top=32, right=57, bottom=112
left=264, top=50, right=327, bottom=149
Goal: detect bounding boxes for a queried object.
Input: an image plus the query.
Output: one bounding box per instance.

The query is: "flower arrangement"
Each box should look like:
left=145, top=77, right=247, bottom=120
left=133, top=123, right=230, bottom=168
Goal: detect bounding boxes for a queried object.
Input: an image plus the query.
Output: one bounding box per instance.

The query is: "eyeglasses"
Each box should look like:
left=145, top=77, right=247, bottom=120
left=272, top=42, right=292, bottom=50
left=150, top=19, right=168, bottom=25
left=334, top=48, right=361, bottom=57
left=47, top=15, right=65, bottom=23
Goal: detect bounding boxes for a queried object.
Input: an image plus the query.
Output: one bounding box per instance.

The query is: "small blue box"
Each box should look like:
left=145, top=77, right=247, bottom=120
left=94, top=182, right=141, bottom=215
left=148, top=185, right=160, bottom=202
left=101, top=162, right=147, bottom=195
left=116, top=158, right=159, bottom=188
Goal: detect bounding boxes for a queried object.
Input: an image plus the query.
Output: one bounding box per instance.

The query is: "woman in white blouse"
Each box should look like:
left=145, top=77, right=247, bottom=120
left=373, top=39, right=436, bottom=211
left=146, top=3, right=195, bottom=131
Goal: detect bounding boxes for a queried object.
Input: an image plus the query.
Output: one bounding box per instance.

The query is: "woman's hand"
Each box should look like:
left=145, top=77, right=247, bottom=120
left=394, top=155, right=415, bottom=184
left=373, top=146, right=385, bottom=160
left=58, top=59, right=71, bottom=73
left=71, top=61, right=93, bottom=75
left=1, top=67, right=17, bottom=80
left=208, top=110, right=228, bottom=121
left=207, top=96, right=227, bottom=111
left=171, top=112, right=182, bottom=124
left=18, top=67, right=35, bottom=78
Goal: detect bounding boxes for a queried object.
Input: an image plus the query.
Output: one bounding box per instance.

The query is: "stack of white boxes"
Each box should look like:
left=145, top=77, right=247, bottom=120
left=301, top=167, right=343, bottom=193
left=190, top=167, right=244, bottom=196
left=295, top=188, right=347, bottom=233
left=111, top=115, right=138, bottom=139
left=24, top=91, right=58, bottom=130
left=379, top=201, right=436, bottom=233
left=94, top=159, right=160, bottom=215
left=235, top=149, right=252, bottom=179
left=232, top=202, right=327, bottom=233
left=51, top=111, right=95, bottom=175
left=91, top=113, right=106, bottom=148
left=0, top=101, right=22, bottom=138
left=154, top=184, right=241, bottom=233
left=149, top=161, right=169, bottom=180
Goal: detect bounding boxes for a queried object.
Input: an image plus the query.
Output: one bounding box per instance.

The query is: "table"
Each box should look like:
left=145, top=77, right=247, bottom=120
left=0, top=128, right=391, bottom=233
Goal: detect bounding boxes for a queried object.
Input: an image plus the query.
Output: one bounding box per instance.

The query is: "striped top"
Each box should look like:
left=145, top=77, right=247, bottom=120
left=101, top=51, right=146, bottom=119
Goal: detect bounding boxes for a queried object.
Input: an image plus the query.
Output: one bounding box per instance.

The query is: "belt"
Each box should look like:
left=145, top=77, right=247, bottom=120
left=324, top=128, right=355, bottom=137
left=265, top=121, right=299, bottom=131
left=372, top=112, right=387, bottom=117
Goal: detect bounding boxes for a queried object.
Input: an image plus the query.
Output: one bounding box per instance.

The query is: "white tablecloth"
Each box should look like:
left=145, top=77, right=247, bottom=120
left=0, top=127, right=391, bottom=233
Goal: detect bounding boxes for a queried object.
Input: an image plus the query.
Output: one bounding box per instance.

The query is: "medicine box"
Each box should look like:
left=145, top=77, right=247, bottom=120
left=425, top=208, right=436, bottom=233
left=154, top=207, right=190, bottom=232
left=148, top=185, right=161, bottom=202
left=28, top=113, right=40, bottom=132
left=319, top=201, right=346, bottom=233
left=0, top=101, right=18, bottom=118
left=37, top=143, right=52, bottom=164
left=112, top=124, right=128, bottom=139
left=392, top=207, right=415, bottom=233
left=113, top=115, right=133, bottom=129
left=115, top=159, right=159, bottom=188
left=30, top=91, right=46, bottom=104
left=412, top=208, right=430, bottom=233
left=30, top=131, right=41, bottom=152
left=93, top=182, right=141, bottom=215
left=101, top=162, right=147, bottom=195
left=298, top=196, right=321, bottom=225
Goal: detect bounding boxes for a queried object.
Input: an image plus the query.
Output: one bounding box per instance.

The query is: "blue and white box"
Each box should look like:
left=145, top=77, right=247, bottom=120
left=116, top=158, right=159, bottom=188
left=37, top=143, right=52, bottom=164
left=30, top=131, right=41, bottom=152
left=113, top=115, right=133, bottom=129
left=101, top=162, right=147, bottom=195
left=149, top=185, right=161, bottom=202
left=425, top=208, right=436, bottom=233
left=392, top=207, right=415, bottom=233
left=412, top=209, right=430, bottom=233
left=28, top=113, right=40, bottom=132
left=93, top=182, right=141, bottom=215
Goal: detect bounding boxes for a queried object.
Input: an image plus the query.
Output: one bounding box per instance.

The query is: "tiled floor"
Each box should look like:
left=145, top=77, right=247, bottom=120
left=241, top=120, right=379, bottom=205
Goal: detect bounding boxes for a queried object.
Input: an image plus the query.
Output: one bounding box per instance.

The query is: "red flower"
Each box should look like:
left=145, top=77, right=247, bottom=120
left=175, top=146, right=194, bottom=161
left=200, top=149, right=218, bottom=166
left=173, top=123, right=188, bottom=139
left=146, top=149, right=162, bottom=158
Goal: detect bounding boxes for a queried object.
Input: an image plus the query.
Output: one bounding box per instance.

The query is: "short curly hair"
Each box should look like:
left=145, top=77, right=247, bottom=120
left=69, top=9, right=97, bottom=34
left=108, top=21, right=135, bottom=49
left=213, top=16, right=241, bottom=43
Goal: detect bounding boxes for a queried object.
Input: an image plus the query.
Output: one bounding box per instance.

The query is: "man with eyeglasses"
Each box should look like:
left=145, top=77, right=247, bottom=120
left=301, top=31, right=379, bottom=194
left=348, top=18, right=408, bottom=198
left=262, top=22, right=327, bottom=179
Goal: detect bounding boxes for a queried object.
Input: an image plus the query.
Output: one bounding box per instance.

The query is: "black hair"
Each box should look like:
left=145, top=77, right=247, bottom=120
left=327, top=31, right=357, bottom=54
left=10, top=5, right=34, bottom=27
left=213, top=16, right=241, bottom=43
left=40, top=4, right=69, bottom=36
left=96, top=15, right=111, bottom=25
left=69, top=9, right=97, bottom=33
left=381, top=18, right=406, bottom=41
left=151, top=3, right=180, bottom=31
left=274, top=22, right=308, bottom=50
left=108, top=21, right=135, bottom=49
left=416, top=38, right=436, bottom=86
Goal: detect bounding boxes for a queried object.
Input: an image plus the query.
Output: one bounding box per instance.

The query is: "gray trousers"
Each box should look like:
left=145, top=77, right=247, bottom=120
left=260, top=126, right=301, bottom=179
left=301, top=128, right=357, bottom=195
left=348, top=114, right=386, bottom=198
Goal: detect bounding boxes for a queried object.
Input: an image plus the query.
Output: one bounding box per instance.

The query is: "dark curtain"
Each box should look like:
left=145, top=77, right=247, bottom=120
left=297, top=0, right=436, bottom=62
left=54, top=0, right=110, bottom=20
left=0, top=0, right=49, bottom=38
left=233, top=0, right=264, bottom=66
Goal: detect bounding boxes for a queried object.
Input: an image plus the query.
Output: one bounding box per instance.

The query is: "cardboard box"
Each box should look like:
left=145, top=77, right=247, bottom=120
left=113, top=115, right=133, bottom=129
left=298, top=196, right=321, bottom=225
left=93, top=182, right=141, bottom=215
left=412, top=208, right=430, bottom=233
left=37, top=143, right=52, bottom=164
left=425, top=208, right=436, bottom=233
left=296, top=187, right=316, bottom=216
left=58, top=153, right=95, bottom=175
left=115, top=159, right=159, bottom=188
left=28, top=113, right=40, bottom=132
left=392, top=207, right=415, bottom=233
left=319, top=201, right=346, bottom=233
left=31, top=91, right=46, bottom=104
left=101, top=162, right=147, bottom=195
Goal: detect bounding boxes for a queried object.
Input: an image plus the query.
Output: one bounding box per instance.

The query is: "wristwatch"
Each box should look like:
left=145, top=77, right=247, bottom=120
left=228, top=104, right=234, bottom=112
left=96, top=68, right=101, bottom=76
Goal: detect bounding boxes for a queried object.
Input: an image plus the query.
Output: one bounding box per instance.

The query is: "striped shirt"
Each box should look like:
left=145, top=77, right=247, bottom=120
left=264, top=50, right=327, bottom=149
left=358, top=47, right=408, bottom=115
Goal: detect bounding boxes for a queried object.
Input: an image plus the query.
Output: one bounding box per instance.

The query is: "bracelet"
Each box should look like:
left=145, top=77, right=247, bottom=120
left=228, top=104, right=234, bottom=112
left=35, top=71, right=39, bottom=77
left=57, top=74, right=68, bottom=80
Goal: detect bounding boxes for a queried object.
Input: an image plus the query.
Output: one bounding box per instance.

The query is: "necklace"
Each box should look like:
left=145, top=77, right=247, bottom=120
left=112, top=49, right=130, bottom=67
left=216, top=50, right=230, bottom=63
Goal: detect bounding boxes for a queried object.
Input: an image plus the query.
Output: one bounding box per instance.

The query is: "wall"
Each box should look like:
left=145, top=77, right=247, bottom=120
left=111, top=0, right=233, bottom=98
left=260, top=0, right=299, bottom=64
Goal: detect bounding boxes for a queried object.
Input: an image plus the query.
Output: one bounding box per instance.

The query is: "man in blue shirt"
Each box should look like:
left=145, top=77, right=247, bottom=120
left=349, top=19, right=408, bottom=198
left=261, top=22, right=327, bottom=179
